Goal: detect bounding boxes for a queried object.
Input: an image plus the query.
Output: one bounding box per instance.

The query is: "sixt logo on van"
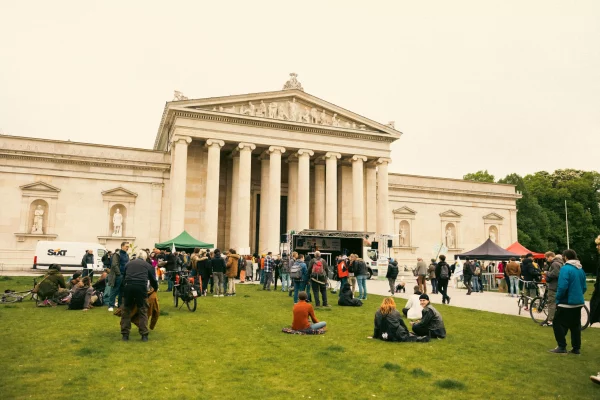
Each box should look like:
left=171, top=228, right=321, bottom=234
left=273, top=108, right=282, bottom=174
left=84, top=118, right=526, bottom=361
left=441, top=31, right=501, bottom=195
left=48, top=249, right=68, bottom=256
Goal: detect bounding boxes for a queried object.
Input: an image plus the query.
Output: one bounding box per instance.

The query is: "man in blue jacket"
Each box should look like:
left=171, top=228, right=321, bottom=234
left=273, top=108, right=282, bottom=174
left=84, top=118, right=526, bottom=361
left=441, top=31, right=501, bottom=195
left=549, top=249, right=587, bottom=354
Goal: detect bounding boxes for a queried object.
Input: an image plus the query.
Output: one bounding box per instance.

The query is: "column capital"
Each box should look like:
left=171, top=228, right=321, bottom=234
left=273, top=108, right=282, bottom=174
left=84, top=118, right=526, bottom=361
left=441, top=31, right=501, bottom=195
left=238, top=142, right=256, bottom=151
left=324, top=152, right=342, bottom=160
left=205, top=139, right=225, bottom=148
left=351, top=155, right=368, bottom=163
left=268, top=146, right=286, bottom=154
left=297, top=149, right=314, bottom=157
left=377, top=157, right=392, bottom=165
left=171, top=135, right=192, bottom=145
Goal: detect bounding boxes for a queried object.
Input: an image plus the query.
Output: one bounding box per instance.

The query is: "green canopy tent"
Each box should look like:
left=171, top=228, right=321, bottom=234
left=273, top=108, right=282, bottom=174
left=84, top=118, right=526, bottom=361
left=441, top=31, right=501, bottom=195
left=155, top=231, right=213, bottom=252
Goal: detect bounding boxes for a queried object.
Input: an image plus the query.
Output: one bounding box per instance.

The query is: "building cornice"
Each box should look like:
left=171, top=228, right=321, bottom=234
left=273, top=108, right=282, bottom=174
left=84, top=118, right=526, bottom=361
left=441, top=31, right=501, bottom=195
left=389, top=183, right=522, bottom=201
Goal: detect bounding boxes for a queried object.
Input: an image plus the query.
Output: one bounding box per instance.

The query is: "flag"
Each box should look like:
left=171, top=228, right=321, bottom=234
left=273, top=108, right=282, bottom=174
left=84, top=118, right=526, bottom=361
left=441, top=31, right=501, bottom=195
left=171, top=242, right=176, bottom=253
left=455, top=256, right=464, bottom=277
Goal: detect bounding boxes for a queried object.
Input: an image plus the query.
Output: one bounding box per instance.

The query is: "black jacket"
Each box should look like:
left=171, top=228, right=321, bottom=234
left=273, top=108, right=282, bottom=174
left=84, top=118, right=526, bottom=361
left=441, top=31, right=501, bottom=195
left=123, top=258, right=158, bottom=291
left=338, top=283, right=362, bottom=307
left=413, top=305, right=446, bottom=338
left=354, top=259, right=368, bottom=276
left=463, top=261, right=473, bottom=279
left=373, top=310, right=411, bottom=342
left=386, top=263, right=399, bottom=280
left=521, top=258, right=540, bottom=282
left=196, top=257, right=211, bottom=276
left=211, top=256, right=226, bottom=273
left=435, top=261, right=451, bottom=280
left=545, top=256, right=564, bottom=291
left=81, top=253, right=94, bottom=269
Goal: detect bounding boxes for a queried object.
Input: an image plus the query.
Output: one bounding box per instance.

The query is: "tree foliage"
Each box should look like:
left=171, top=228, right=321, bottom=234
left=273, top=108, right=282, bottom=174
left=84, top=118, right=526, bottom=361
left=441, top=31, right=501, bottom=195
left=463, top=170, right=495, bottom=183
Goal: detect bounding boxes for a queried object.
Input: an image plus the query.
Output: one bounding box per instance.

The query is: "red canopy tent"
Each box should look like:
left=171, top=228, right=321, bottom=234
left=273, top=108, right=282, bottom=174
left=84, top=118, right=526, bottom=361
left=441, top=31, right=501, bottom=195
left=505, top=242, right=545, bottom=259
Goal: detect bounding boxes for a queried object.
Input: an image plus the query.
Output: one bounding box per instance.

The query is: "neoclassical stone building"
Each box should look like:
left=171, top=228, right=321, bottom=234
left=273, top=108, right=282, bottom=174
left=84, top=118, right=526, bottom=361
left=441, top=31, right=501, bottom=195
left=0, top=74, right=520, bottom=270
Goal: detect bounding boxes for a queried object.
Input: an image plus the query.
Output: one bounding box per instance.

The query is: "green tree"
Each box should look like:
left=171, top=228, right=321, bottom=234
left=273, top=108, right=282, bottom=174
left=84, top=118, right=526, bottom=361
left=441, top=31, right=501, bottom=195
left=463, top=170, right=495, bottom=183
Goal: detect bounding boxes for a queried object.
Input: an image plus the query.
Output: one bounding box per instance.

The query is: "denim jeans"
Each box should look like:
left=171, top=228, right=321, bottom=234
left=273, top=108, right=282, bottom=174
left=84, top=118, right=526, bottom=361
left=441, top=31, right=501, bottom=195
left=509, top=276, right=519, bottom=296
left=167, top=274, right=174, bottom=292
left=430, top=278, right=438, bottom=294
left=357, top=275, right=368, bottom=299
left=310, top=321, right=326, bottom=330
left=103, top=285, right=112, bottom=306
left=293, top=280, right=306, bottom=303
left=263, top=271, right=273, bottom=290
left=108, top=276, right=122, bottom=308
left=213, top=272, right=224, bottom=295
left=472, top=276, right=480, bottom=292
left=281, top=273, right=290, bottom=291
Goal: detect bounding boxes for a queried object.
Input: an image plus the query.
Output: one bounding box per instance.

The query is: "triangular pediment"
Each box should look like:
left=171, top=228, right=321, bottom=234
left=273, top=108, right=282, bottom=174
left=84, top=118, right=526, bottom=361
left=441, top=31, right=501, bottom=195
left=393, top=206, right=417, bottom=215
left=169, top=89, right=400, bottom=136
left=440, top=209, right=462, bottom=218
left=101, top=187, right=138, bottom=197
left=20, top=181, right=61, bottom=192
left=483, top=212, right=504, bottom=221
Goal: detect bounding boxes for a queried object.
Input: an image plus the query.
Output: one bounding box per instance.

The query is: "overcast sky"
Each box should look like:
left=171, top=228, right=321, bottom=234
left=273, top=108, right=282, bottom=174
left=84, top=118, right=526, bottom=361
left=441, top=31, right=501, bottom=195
left=1, top=1, right=598, bottom=180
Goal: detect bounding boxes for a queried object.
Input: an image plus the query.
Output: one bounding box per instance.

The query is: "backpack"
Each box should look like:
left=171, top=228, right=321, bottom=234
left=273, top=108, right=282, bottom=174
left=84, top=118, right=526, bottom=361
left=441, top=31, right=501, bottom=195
left=290, top=262, right=303, bottom=280
left=474, top=266, right=481, bottom=276
left=93, top=291, right=104, bottom=306
left=312, top=259, right=324, bottom=276
left=440, top=263, right=449, bottom=279
left=69, top=288, right=87, bottom=310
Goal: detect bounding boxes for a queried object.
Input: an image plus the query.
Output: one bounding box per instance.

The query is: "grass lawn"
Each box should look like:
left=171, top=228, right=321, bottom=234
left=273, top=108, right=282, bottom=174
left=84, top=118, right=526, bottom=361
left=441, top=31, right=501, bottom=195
left=0, top=276, right=599, bottom=400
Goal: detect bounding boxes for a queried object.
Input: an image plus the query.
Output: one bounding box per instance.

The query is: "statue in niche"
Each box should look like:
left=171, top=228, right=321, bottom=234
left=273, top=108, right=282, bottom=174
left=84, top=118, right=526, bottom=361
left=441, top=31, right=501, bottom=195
left=277, top=103, right=289, bottom=120
left=113, top=209, right=123, bottom=237
left=445, top=227, right=455, bottom=248
left=399, top=227, right=406, bottom=246
left=288, top=98, right=298, bottom=121
left=268, top=102, right=278, bottom=119
left=310, top=108, right=320, bottom=124
left=299, top=107, right=310, bottom=123
left=31, top=205, right=44, bottom=234
left=256, top=101, right=267, bottom=117
left=490, top=231, right=496, bottom=243
left=332, top=113, right=340, bottom=127
left=240, top=101, right=256, bottom=116
left=320, top=110, right=329, bottom=125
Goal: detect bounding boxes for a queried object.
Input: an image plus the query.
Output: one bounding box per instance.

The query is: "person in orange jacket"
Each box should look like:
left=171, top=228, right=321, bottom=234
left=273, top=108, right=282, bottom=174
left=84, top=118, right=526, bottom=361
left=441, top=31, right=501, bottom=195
left=337, top=256, right=349, bottom=298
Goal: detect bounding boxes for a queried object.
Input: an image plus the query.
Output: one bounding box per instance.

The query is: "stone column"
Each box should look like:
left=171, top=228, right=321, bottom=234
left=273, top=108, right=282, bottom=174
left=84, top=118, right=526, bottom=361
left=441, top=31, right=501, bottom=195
left=259, top=153, right=270, bottom=254
left=268, top=146, right=286, bottom=253
left=365, top=162, right=377, bottom=233
left=229, top=152, right=240, bottom=251
left=351, top=155, right=367, bottom=231
left=204, top=139, right=224, bottom=246
left=376, top=158, right=391, bottom=235
left=169, top=135, right=192, bottom=237
left=314, top=161, right=325, bottom=229
left=324, top=152, right=341, bottom=230
left=237, top=143, right=256, bottom=254
left=296, top=149, right=314, bottom=232
left=286, top=156, right=298, bottom=232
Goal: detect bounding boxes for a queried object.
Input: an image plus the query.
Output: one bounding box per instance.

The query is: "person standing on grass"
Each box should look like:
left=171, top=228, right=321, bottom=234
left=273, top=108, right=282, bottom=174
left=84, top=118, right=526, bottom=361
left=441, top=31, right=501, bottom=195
left=211, top=249, right=226, bottom=297
left=225, top=249, right=239, bottom=296
left=280, top=252, right=291, bottom=292
left=416, top=258, right=428, bottom=294
left=263, top=252, right=275, bottom=291
left=338, top=256, right=349, bottom=297
left=120, top=250, right=158, bottom=342
left=273, top=254, right=282, bottom=291
left=428, top=259, right=438, bottom=294
left=541, top=252, right=564, bottom=327
left=347, top=254, right=357, bottom=296
left=410, top=294, right=446, bottom=339
left=290, top=254, right=308, bottom=303
left=309, top=251, right=330, bottom=307
left=354, top=255, right=369, bottom=300
left=549, top=249, right=586, bottom=355
left=386, top=259, right=398, bottom=295
left=108, top=242, right=129, bottom=311
left=462, top=257, right=474, bottom=295
left=291, top=291, right=326, bottom=331
left=435, top=255, right=451, bottom=305
left=505, top=257, right=521, bottom=297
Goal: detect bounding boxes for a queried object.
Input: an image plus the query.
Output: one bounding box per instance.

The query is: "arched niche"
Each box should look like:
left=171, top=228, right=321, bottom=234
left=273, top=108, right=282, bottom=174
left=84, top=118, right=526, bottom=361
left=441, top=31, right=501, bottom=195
left=489, top=225, right=499, bottom=243
left=29, top=199, right=49, bottom=234
left=110, top=204, right=127, bottom=237
left=444, top=223, right=456, bottom=249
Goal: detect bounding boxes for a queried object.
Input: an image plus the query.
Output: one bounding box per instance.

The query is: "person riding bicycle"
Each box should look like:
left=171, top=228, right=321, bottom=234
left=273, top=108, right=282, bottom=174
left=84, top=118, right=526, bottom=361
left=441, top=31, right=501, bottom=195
left=520, top=253, right=541, bottom=311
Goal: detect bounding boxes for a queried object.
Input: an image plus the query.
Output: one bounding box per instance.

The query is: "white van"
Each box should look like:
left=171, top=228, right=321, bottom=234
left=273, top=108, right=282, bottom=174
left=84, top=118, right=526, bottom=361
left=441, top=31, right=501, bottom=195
left=33, top=241, right=107, bottom=272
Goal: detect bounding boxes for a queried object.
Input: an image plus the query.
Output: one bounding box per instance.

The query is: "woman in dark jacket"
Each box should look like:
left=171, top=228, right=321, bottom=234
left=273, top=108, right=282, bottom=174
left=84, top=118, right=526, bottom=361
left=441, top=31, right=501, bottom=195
left=196, top=249, right=212, bottom=296
left=338, top=283, right=362, bottom=307
left=369, top=297, right=429, bottom=342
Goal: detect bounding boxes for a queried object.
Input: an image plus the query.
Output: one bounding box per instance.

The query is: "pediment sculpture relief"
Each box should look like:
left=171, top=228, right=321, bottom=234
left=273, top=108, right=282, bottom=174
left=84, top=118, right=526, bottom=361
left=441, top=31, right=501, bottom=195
left=208, top=97, right=369, bottom=131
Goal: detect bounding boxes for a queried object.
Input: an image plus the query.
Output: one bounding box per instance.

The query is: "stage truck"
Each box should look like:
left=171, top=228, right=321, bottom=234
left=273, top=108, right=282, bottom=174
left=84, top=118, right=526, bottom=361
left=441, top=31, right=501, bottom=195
left=289, top=230, right=383, bottom=279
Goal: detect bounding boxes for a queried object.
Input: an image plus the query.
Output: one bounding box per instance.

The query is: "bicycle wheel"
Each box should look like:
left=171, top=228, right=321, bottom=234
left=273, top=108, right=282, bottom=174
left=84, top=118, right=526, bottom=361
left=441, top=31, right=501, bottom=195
left=173, top=287, right=179, bottom=307
left=581, top=305, right=590, bottom=331
left=186, top=296, right=197, bottom=312
left=1, top=294, right=20, bottom=304
left=517, top=296, right=523, bottom=315
left=529, top=297, right=548, bottom=323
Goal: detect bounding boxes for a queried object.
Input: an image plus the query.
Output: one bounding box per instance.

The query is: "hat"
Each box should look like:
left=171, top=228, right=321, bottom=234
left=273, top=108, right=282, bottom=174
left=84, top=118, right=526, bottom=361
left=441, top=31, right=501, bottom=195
left=419, top=294, right=430, bottom=301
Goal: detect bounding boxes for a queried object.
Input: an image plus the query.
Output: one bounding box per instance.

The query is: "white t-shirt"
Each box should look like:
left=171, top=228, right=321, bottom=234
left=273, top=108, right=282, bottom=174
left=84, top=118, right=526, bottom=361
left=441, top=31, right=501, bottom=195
left=404, top=294, right=422, bottom=319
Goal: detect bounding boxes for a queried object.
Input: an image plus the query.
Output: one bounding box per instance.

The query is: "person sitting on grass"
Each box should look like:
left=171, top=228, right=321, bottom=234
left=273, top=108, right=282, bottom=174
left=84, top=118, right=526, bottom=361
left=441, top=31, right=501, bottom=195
left=291, top=291, right=326, bottom=332
left=35, top=264, right=69, bottom=304
left=368, top=297, right=430, bottom=342
left=410, top=294, right=447, bottom=339
left=402, top=286, right=423, bottom=319
left=68, top=271, right=82, bottom=289
left=338, top=282, right=363, bottom=307
left=69, top=276, right=96, bottom=311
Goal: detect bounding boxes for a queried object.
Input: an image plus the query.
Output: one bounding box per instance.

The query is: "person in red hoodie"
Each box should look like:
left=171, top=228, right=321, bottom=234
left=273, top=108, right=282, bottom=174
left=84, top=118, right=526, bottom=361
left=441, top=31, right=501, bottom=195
left=292, top=292, right=326, bottom=331
left=337, top=256, right=349, bottom=298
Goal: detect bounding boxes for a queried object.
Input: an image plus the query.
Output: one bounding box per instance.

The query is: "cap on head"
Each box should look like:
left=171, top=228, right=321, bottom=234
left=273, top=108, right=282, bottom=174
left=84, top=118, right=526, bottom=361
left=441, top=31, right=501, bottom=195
left=419, top=294, right=430, bottom=301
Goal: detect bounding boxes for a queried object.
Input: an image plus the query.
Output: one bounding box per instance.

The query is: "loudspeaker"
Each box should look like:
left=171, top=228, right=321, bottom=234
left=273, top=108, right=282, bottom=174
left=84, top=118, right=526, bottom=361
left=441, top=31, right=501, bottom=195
left=280, top=234, right=288, bottom=243
left=371, top=241, right=379, bottom=250
left=387, top=239, right=393, bottom=247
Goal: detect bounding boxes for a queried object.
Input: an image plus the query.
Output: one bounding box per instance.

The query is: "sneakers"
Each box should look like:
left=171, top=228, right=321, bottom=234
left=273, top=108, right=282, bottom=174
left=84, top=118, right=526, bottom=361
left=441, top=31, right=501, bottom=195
left=122, top=334, right=129, bottom=341
left=540, top=321, right=553, bottom=327
left=523, top=307, right=529, bottom=311
left=213, top=294, right=218, bottom=297
left=569, top=349, right=581, bottom=355
left=219, top=294, right=224, bottom=297
left=447, top=296, right=451, bottom=305
left=548, top=347, right=567, bottom=354
left=108, top=307, right=114, bottom=312
left=591, top=373, right=600, bottom=385
left=141, top=335, right=148, bottom=342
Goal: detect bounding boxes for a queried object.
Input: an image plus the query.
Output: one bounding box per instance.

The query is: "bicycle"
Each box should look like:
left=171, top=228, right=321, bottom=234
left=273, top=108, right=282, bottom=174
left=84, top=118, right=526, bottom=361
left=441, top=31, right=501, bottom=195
left=530, top=283, right=590, bottom=331
left=517, top=279, right=539, bottom=315
left=1, top=279, right=38, bottom=305
left=172, top=270, right=198, bottom=312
